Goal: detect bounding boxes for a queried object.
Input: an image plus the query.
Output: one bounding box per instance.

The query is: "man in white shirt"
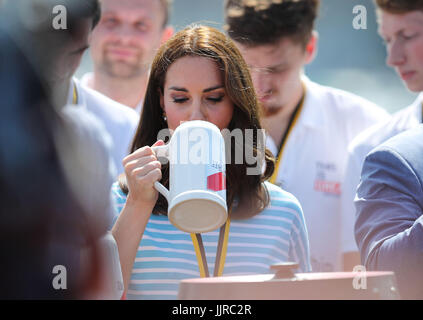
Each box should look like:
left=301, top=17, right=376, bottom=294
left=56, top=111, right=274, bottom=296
left=48, top=0, right=139, bottom=175
left=81, top=0, right=173, bottom=114
left=224, top=0, right=390, bottom=271
left=68, top=79, right=139, bottom=175
left=342, top=0, right=423, bottom=271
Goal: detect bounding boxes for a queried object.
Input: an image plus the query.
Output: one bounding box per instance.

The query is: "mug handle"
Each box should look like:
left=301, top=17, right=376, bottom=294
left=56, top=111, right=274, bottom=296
left=151, top=144, right=170, bottom=202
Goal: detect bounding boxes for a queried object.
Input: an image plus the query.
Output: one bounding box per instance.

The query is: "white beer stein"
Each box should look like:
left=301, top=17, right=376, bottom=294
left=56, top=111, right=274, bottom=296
left=152, top=120, right=228, bottom=233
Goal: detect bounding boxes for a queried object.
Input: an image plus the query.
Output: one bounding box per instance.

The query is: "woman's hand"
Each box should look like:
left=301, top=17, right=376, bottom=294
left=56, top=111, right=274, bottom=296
left=123, top=140, right=165, bottom=208
left=113, top=140, right=165, bottom=294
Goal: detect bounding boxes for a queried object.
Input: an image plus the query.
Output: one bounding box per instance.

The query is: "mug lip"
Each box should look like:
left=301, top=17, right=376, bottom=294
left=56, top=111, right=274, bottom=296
left=169, top=189, right=227, bottom=211
left=175, top=120, right=221, bottom=133
left=168, top=190, right=228, bottom=233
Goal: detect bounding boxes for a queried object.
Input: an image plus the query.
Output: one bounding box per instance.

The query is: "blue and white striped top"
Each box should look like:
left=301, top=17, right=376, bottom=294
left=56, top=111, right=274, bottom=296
left=111, top=181, right=311, bottom=300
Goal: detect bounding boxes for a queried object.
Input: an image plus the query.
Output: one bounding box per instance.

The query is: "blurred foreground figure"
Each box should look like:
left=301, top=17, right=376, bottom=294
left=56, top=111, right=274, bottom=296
left=0, top=0, right=122, bottom=299
left=36, top=0, right=139, bottom=176
left=354, top=0, right=423, bottom=300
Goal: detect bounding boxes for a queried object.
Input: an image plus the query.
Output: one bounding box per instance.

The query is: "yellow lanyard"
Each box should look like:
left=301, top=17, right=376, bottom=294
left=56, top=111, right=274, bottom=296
left=269, top=84, right=306, bottom=185
left=190, top=219, right=231, bottom=277
left=72, top=82, right=78, bottom=104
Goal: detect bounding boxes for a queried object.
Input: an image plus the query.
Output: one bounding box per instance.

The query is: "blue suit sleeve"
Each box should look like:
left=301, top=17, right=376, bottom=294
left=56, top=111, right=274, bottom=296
left=354, top=147, right=423, bottom=299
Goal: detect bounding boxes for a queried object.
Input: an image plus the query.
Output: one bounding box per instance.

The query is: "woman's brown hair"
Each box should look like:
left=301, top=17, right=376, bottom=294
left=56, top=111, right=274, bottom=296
left=120, top=25, right=275, bottom=219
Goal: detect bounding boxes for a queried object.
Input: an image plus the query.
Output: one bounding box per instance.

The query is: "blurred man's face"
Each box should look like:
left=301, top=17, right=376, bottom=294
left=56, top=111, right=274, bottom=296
left=90, top=0, right=167, bottom=78
left=236, top=37, right=311, bottom=117
left=379, top=9, right=423, bottom=92
left=51, top=19, right=91, bottom=84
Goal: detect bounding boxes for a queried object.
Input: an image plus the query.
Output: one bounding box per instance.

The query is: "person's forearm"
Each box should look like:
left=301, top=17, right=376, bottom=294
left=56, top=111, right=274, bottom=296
left=111, top=200, right=153, bottom=293
left=365, top=215, right=423, bottom=298
left=366, top=215, right=423, bottom=269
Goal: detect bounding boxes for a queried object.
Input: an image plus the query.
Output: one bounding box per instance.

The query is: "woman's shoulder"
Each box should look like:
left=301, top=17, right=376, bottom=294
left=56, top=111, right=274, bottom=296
left=263, top=181, right=303, bottom=211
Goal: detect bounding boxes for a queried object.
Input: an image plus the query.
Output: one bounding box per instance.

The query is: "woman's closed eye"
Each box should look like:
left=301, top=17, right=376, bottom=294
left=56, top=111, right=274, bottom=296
left=206, top=94, right=225, bottom=103
left=172, top=97, right=189, bottom=103
left=171, top=94, right=225, bottom=104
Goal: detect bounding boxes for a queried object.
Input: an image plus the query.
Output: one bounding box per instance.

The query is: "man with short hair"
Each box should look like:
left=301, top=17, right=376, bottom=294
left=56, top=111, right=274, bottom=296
left=81, top=0, right=173, bottom=113
left=353, top=0, right=423, bottom=299
left=47, top=0, right=139, bottom=175
left=225, top=0, right=390, bottom=272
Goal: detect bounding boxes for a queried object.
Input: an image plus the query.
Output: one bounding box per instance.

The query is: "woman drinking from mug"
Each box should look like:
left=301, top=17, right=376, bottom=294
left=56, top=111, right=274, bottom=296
left=111, top=25, right=311, bottom=300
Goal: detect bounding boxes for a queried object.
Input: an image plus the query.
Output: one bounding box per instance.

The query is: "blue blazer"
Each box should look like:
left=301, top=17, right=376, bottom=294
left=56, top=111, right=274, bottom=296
left=355, top=125, right=423, bottom=299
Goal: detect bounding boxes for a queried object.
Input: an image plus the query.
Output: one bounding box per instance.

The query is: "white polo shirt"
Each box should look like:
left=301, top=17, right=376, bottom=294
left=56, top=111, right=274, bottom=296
left=80, top=72, right=144, bottom=114
left=68, top=78, right=139, bottom=176
left=341, top=93, right=422, bottom=258
left=266, top=77, right=390, bottom=271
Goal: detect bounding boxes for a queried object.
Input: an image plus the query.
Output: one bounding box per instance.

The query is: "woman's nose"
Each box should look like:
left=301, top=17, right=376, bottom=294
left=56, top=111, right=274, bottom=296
left=189, top=104, right=207, bottom=121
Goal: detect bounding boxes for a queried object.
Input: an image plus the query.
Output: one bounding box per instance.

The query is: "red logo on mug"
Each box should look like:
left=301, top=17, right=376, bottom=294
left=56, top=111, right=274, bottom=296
left=207, top=172, right=226, bottom=191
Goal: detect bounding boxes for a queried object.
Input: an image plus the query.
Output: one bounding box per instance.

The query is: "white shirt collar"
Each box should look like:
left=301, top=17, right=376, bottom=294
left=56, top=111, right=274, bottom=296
left=296, top=75, right=327, bottom=131
left=80, top=72, right=93, bottom=88
left=414, top=93, right=423, bottom=122
left=79, top=72, right=143, bottom=114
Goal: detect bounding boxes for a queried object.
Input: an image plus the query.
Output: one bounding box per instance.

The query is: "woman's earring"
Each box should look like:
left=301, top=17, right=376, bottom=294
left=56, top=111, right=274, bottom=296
left=163, top=113, right=167, bottom=121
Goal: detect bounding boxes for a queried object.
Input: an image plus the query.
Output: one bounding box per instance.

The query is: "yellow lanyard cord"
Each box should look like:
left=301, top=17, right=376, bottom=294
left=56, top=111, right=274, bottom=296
left=269, top=85, right=306, bottom=184
left=191, top=233, right=209, bottom=277
left=191, top=219, right=231, bottom=278
left=214, top=219, right=231, bottom=277
left=72, top=82, right=78, bottom=104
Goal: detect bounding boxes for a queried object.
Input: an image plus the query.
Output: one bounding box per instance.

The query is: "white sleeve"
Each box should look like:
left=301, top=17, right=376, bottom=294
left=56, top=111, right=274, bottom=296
left=340, top=150, right=362, bottom=253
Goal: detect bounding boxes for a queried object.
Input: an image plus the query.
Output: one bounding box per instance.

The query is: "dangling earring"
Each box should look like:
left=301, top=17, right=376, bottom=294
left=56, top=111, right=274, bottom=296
left=163, top=112, right=167, bottom=121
